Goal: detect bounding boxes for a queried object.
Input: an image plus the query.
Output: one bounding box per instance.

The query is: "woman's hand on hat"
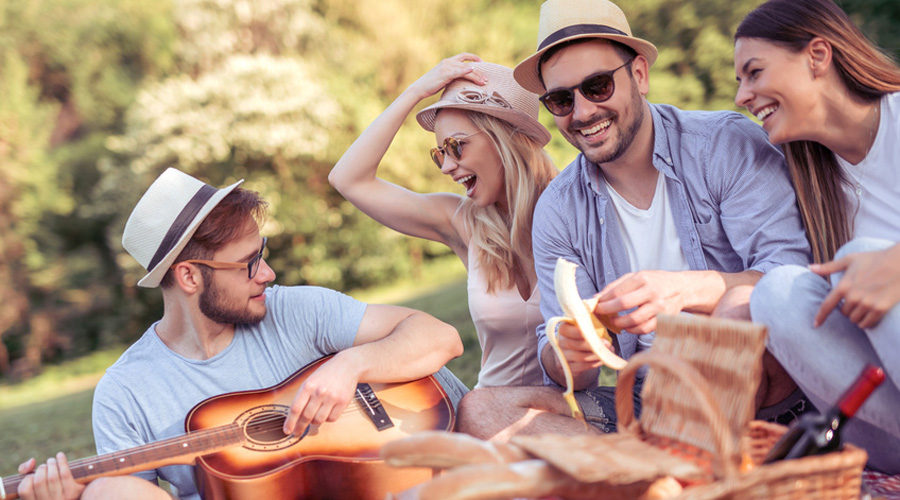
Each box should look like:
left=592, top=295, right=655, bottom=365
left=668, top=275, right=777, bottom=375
left=407, top=52, right=486, bottom=102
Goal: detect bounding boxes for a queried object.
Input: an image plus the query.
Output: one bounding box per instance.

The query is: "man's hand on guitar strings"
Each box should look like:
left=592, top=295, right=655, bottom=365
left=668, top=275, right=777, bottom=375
left=283, top=356, right=362, bottom=436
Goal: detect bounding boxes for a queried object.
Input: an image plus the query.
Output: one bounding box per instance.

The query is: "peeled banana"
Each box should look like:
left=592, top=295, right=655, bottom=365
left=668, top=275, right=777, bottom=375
left=546, top=258, right=628, bottom=421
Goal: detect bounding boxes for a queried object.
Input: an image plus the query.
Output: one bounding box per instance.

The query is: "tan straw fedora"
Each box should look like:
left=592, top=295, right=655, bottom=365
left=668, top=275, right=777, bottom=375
left=514, top=0, right=658, bottom=94
left=122, top=168, right=243, bottom=288
left=416, top=62, right=552, bottom=146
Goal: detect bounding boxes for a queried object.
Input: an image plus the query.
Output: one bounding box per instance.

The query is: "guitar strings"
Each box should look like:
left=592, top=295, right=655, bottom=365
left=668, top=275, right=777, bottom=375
left=188, top=389, right=389, bottom=437
left=240, top=392, right=387, bottom=433
left=176, top=391, right=387, bottom=440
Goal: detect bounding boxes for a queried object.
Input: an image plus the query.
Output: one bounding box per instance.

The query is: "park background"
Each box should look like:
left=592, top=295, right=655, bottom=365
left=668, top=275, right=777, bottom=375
left=0, top=0, right=898, bottom=475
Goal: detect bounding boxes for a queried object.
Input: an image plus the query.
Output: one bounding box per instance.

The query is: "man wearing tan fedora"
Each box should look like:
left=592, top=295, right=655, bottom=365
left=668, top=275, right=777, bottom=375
left=15, top=168, right=467, bottom=500
left=456, top=0, right=813, bottom=440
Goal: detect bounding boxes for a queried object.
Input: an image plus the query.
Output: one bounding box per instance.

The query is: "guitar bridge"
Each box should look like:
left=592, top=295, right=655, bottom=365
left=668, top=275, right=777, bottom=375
left=355, top=383, right=394, bottom=431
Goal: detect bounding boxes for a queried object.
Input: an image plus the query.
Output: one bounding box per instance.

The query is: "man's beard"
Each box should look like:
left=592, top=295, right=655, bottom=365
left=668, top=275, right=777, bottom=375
left=198, top=273, right=266, bottom=325
left=571, top=77, right=645, bottom=165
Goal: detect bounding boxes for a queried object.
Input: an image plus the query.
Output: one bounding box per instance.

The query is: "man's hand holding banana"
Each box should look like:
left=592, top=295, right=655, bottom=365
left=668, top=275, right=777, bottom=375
left=546, top=258, right=627, bottom=422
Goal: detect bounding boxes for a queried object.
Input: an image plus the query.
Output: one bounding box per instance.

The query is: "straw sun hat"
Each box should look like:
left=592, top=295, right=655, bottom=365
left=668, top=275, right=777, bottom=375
left=122, top=168, right=243, bottom=288
left=416, top=61, right=552, bottom=146
left=514, top=0, right=659, bottom=94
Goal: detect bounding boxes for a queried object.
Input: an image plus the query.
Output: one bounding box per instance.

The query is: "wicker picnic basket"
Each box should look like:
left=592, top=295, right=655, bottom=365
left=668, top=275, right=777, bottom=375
left=381, top=315, right=869, bottom=500
left=612, top=314, right=868, bottom=500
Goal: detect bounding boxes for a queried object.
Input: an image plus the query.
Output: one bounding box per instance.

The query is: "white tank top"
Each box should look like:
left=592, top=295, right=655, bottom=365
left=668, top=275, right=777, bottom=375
left=466, top=244, right=544, bottom=388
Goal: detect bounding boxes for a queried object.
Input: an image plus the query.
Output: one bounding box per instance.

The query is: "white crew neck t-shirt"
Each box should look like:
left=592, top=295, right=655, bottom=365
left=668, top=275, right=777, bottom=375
left=837, top=92, right=900, bottom=241
left=606, top=171, right=690, bottom=274
left=606, top=172, right=690, bottom=350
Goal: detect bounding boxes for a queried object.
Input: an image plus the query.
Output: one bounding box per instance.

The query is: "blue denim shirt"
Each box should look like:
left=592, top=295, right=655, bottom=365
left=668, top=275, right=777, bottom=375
left=533, top=103, right=812, bottom=386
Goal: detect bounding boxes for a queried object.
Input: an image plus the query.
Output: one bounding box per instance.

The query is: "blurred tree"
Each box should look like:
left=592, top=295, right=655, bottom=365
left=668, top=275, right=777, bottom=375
left=841, top=0, right=900, bottom=58
left=0, top=0, right=177, bottom=375
left=0, top=49, right=66, bottom=378
left=2, top=0, right=898, bottom=377
left=105, top=0, right=551, bottom=294
left=622, top=0, right=763, bottom=110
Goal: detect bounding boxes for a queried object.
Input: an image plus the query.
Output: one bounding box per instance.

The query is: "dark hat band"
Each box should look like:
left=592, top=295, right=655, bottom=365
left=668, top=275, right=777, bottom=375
left=538, top=24, right=628, bottom=51
left=147, top=184, right=217, bottom=271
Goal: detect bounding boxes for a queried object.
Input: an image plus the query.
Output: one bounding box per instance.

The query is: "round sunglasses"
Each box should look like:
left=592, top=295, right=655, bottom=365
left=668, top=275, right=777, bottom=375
left=539, top=61, right=632, bottom=117
left=430, top=131, right=483, bottom=168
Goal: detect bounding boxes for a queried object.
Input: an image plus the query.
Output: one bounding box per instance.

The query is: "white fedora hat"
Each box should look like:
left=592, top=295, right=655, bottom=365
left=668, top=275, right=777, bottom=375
left=123, top=168, right=243, bottom=288
left=416, top=62, right=552, bottom=146
left=514, top=0, right=658, bottom=94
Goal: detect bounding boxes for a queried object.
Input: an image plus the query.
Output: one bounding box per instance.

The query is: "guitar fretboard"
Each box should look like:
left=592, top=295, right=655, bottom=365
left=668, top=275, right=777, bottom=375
left=1, top=424, right=244, bottom=499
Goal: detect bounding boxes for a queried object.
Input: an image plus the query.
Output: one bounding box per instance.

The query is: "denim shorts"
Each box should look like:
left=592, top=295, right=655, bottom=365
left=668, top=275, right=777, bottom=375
left=573, top=377, right=643, bottom=433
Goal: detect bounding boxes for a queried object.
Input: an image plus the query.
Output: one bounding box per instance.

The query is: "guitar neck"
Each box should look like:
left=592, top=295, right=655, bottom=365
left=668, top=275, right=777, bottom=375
left=1, top=424, right=244, bottom=499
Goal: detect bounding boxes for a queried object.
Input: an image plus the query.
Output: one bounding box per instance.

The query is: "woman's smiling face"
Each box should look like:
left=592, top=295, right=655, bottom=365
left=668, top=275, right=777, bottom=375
left=433, top=109, right=506, bottom=210
left=734, top=37, right=822, bottom=145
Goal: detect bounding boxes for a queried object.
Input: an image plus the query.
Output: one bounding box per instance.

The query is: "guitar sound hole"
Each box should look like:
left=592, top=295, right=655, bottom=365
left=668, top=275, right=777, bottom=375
left=236, top=404, right=305, bottom=451
left=246, top=413, right=289, bottom=442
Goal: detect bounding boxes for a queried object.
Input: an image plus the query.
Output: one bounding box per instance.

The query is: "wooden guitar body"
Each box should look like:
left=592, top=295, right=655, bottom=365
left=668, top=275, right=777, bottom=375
left=188, top=356, right=454, bottom=499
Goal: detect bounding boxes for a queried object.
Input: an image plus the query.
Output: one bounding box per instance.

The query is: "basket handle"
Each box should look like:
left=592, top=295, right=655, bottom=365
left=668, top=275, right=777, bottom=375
left=615, top=350, right=739, bottom=479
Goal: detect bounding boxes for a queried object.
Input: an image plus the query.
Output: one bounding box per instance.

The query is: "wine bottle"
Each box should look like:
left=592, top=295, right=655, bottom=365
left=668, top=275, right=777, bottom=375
left=762, top=364, right=885, bottom=464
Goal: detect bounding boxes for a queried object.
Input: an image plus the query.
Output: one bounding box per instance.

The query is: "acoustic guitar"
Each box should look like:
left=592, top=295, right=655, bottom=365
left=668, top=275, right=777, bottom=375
left=1, top=356, right=455, bottom=500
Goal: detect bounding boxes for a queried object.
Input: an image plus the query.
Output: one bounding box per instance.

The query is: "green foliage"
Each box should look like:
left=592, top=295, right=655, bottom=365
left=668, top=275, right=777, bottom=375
left=1, top=0, right=898, bottom=376
left=842, top=0, right=900, bottom=57
left=626, top=0, right=763, bottom=110
left=111, top=55, right=338, bottom=171
left=3, top=0, right=177, bottom=129
left=0, top=48, right=63, bottom=373
left=0, top=0, right=178, bottom=374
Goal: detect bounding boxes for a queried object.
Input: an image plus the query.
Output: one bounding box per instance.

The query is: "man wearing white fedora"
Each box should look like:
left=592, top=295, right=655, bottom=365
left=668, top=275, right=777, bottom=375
left=15, top=167, right=467, bottom=500
left=456, top=0, right=812, bottom=440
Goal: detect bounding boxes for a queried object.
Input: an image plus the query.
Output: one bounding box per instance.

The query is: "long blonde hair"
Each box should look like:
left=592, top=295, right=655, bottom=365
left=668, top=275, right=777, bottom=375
left=736, top=0, right=900, bottom=262
left=458, top=111, right=557, bottom=293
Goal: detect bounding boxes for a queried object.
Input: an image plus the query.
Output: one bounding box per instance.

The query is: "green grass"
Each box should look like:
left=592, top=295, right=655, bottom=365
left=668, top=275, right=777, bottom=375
left=0, top=349, right=125, bottom=410
left=0, top=389, right=96, bottom=475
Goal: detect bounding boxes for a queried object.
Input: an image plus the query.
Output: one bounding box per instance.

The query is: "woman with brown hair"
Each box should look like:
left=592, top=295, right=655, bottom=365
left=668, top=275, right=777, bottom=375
left=734, top=0, right=900, bottom=473
left=329, top=54, right=557, bottom=389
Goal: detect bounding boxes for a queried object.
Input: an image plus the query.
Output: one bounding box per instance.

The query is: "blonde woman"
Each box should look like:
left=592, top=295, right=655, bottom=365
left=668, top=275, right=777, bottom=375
left=735, top=0, right=900, bottom=473
left=329, top=54, right=557, bottom=388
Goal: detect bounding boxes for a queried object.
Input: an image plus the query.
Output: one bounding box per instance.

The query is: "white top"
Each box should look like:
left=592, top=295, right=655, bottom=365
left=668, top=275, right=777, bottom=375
left=467, top=244, right=544, bottom=388
left=606, top=171, right=690, bottom=274
left=606, top=172, right=689, bottom=350
left=838, top=92, right=900, bottom=241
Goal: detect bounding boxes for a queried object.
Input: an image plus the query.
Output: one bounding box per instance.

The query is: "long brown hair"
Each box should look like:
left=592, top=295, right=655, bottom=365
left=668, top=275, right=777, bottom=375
left=736, top=0, right=900, bottom=262
left=458, top=111, right=557, bottom=293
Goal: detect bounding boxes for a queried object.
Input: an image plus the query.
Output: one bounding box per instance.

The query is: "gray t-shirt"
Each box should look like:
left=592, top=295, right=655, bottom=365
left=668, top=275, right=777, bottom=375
left=91, top=284, right=467, bottom=499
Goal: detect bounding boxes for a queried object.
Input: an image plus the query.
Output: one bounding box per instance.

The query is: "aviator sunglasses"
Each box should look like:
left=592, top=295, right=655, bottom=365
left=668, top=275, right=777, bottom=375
left=539, top=61, right=632, bottom=117
left=430, top=131, right=484, bottom=168
left=178, top=237, right=268, bottom=280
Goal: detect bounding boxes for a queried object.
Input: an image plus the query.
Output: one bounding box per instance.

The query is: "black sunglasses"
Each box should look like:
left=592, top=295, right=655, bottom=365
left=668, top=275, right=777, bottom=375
left=179, top=237, right=268, bottom=280
left=430, top=131, right=483, bottom=168
left=539, top=61, right=632, bottom=116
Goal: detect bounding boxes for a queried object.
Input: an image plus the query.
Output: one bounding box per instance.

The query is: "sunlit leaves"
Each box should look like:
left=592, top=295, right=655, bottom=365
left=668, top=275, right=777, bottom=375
left=110, top=54, right=338, bottom=175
